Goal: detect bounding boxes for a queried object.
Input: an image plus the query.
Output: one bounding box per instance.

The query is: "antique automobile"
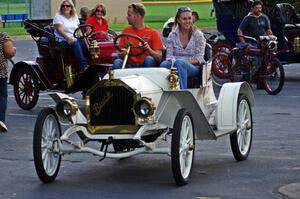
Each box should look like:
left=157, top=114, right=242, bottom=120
left=9, top=19, right=118, bottom=110
left=32, top=33, right=255, bottom=186
left=211, top=0, right=300, bottom=85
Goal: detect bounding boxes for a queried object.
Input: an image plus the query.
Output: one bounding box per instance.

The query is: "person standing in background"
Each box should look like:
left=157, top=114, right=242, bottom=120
left=0, top=32, right=16, bottom=132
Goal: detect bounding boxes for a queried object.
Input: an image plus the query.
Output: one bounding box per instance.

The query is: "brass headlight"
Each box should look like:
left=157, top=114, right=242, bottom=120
left=55, top=99, right=78, bottom=122
left=134, top=97, right=155, bottom=118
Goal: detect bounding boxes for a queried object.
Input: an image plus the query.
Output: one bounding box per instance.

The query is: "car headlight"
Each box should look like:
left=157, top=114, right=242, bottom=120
left=55, top=99, right=78, bottom=122
left=134, top=98, right=155, bottom=118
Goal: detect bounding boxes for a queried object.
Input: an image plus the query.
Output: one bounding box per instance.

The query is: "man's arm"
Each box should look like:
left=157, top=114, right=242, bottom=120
left=143, top=42, right=162, bottom=63
left=264, top=15, right=273, bottom=35
left=266, top=29, right=273, bottom=35
left=237, top=28, right=246, bottom=43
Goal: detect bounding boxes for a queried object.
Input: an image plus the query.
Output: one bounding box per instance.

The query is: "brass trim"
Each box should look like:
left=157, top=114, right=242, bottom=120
left=86, top=79, right=140, bottom=134
left=133, top=97, right=156, bottom=118
left=89, top=40, right=100, bottom=59
left=167, top=67, right=179, bottom=90
left=55, top=98, right=78, bottom=122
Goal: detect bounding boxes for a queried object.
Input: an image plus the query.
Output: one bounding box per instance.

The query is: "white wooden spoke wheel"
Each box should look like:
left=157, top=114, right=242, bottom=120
left=171, top=109, right=195, bottom=186
left=230, top=94, right=253, bottom=161
left=33, top=108, right=61, bottom=183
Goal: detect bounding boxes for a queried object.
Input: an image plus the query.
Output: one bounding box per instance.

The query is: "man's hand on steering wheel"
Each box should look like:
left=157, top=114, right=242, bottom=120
left=142, top=42, right=151, bottom=52
left=113, top=33, right=146, bottom=56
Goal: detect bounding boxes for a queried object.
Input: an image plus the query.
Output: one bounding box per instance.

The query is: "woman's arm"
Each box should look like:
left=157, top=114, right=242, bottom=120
left=3, top=39, right=16, bottom=59
left=192, top=30, right=206, bottom=65
left=165, top=32, right=176, bottom=65
left=55, top=23, right=74, bottom=44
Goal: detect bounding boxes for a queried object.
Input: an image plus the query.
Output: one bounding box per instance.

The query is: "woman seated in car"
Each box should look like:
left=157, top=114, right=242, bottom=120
left=53, top=0, right=87, bottom=69
left=160, top=7, right=206, bottom=89
left=85, top=3, right=111, bottom=41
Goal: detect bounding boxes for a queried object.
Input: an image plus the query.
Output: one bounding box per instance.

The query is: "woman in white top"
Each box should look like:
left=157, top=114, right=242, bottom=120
left=160, top=7, right=206, bottom=89
left=53, top=0, right=87, bottom=69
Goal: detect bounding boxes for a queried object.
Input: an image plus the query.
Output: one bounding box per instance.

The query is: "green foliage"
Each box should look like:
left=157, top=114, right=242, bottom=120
left=0, top=0, right=25, bottom=3
left=144, top=3, right=214, bottom=22
left=1, top=2, right=216, bottom=36
left=0, top=3, right=27, bottom=14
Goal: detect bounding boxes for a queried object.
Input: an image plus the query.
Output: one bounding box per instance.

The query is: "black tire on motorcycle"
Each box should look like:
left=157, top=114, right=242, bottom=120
left=263, top=58, right=285, bottom=95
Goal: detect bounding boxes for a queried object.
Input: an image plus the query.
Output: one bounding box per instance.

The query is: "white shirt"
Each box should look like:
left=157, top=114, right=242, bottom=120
left=53, top=14, right=80, bottom=42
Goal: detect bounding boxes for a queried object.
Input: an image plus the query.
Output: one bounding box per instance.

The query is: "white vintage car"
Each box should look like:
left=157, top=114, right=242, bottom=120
left=33, top=34, right=255, bottom=186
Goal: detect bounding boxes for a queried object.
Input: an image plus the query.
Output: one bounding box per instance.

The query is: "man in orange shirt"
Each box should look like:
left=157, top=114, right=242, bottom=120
left=113, top=3, right=164, bottom=69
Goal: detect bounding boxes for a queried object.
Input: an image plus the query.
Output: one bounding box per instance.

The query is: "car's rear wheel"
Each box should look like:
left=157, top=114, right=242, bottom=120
left=230, top=94, right=252, bottom=161
left=14, top=67, right=39, bottom=110
left=33, top=108, right=61, bottom=183
left=171, top=109, right=195, bottom=186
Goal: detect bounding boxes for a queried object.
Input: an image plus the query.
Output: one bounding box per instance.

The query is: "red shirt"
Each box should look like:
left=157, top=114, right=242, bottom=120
left=120, top=26, right=164, bottom=64
left=86, top=15, right=109, bottom=40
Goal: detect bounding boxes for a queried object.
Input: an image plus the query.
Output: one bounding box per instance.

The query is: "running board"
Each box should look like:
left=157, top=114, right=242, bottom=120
left=214, top=128, right=236, bottom=138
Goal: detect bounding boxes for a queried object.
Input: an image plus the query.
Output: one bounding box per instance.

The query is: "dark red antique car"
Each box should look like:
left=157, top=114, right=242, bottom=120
left=9, top=19, right=118, bottom=110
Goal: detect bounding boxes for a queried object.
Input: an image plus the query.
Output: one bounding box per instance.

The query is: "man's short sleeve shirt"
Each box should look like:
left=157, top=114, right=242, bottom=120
left=239, top=13, right=271, bottom=40
left=120, top=26, right=164, bottom=64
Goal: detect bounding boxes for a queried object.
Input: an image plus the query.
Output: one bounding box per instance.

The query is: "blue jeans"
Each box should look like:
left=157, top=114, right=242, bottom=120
left=160, top=59, right=201, bottom=89
left=60, top=40, right=87, bottom=69
left=0, top=78, right=8, bottom=122
left=113, top=56, right=157, bottom=69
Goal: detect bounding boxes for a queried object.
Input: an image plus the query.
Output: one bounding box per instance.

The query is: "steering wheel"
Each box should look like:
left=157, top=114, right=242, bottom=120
left=73, top=24, right=94, bottom=40
left=113, top=33, right=146, bottom=56
left=89, top=29, right=118, bottom=41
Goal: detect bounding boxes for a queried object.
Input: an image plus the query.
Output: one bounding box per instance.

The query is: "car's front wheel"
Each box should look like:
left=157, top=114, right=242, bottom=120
left=33, top=108, right=61, bottom=183
left=230, top=94, right=252, bottom=161
left=171, top=109, right=195, bottom=186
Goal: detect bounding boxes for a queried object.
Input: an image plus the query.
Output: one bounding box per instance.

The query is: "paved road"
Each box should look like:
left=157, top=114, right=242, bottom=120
left=0, top=40, right=300, bottom=199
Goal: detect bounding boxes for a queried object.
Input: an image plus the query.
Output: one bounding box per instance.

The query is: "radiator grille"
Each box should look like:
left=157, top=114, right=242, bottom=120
left=88, top=86, right=135, bottom=126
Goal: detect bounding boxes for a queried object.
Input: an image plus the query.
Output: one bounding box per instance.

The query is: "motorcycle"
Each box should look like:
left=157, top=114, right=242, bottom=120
left=228, top=35, right=285, bottom=95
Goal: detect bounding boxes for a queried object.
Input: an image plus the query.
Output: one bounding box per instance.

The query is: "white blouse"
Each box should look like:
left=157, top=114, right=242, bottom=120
left=53, top=14, right=80, bottom=42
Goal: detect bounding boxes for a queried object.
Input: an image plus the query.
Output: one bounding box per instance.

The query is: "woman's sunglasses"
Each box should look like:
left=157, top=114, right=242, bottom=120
left=178, top=7, right=191, bottom=12
left=96, top=9, right=105, bottom=14
left=62, top=5, right=71, bottom=8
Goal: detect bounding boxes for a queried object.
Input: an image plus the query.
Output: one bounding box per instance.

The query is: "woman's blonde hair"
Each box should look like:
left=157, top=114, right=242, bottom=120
left=57, top=0, right=77, bottom=17
left=89, top=3, right=106, bottom=17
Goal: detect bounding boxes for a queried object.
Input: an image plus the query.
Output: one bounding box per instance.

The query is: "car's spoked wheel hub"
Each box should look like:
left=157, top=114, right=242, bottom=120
left=23, top=75, right=34, bottom=96
left=236, top=99, right=251, bottom=155
left=19, top=73, right=34, bottom=103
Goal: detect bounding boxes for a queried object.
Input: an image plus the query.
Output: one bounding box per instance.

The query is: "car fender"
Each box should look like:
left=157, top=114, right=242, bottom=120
left=155, top=91, right=217, bottom=140
left=9, top=61, right=53, bottom=90
left=216, top=82, right=255, bottom=130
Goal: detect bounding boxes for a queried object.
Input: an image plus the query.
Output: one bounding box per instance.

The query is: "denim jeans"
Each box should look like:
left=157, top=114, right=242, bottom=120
left=0, top=78, right=8, bottom=122
left=160, top=59, right=201, bottom=89
left=113, top=56, right=157, bottom=69
left=60, top=40, right=87, bottom=69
